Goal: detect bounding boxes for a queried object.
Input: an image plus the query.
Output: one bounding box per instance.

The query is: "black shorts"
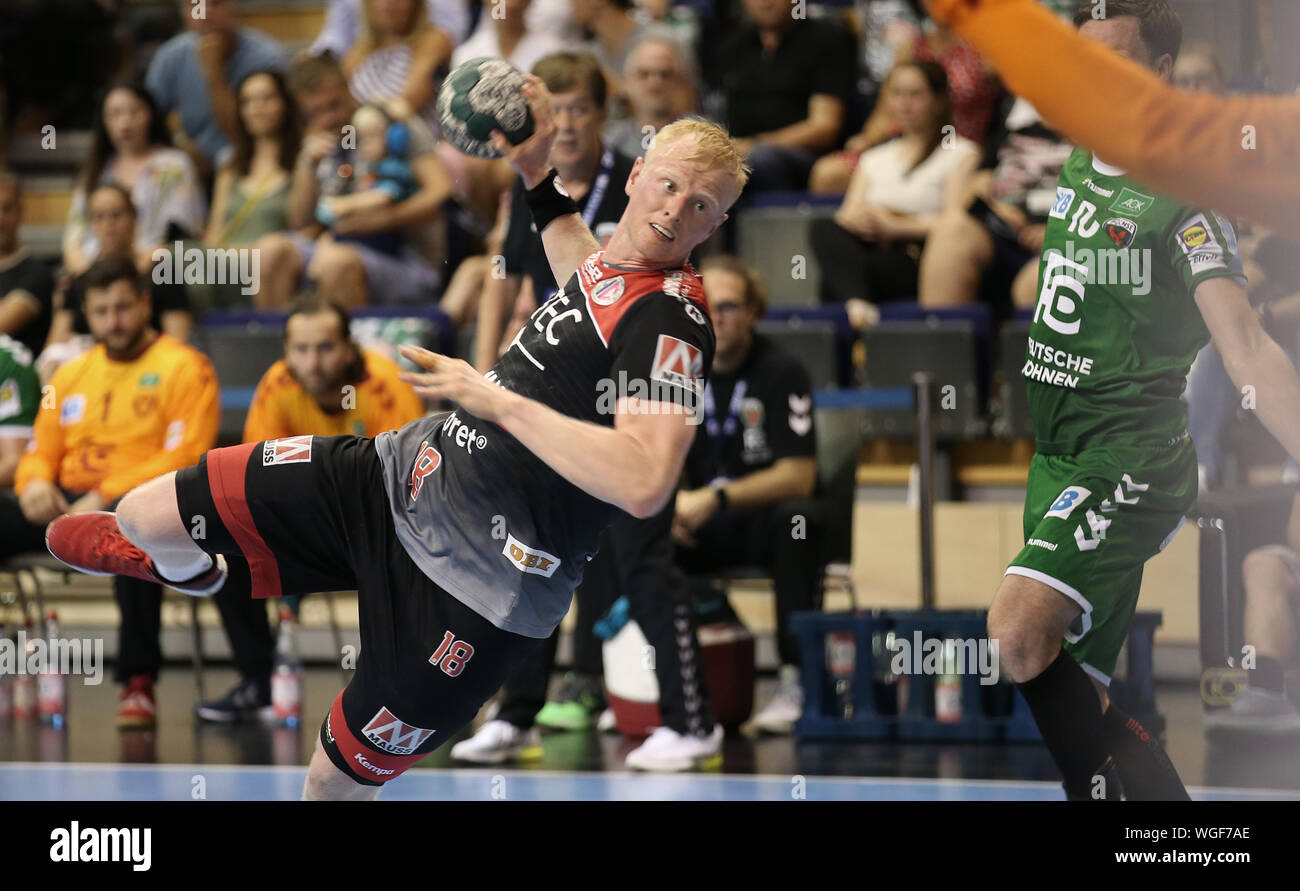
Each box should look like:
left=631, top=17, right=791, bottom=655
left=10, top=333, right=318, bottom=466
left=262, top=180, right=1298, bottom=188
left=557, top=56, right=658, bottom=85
left=175, top=434, right=543, bottom=785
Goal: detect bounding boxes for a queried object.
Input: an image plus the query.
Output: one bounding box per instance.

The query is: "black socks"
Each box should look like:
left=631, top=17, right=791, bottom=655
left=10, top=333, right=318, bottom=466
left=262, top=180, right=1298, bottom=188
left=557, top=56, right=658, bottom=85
left=1102, top=703, right=1190, bottom=801
left=1018, top=650, right=1118, bottom=799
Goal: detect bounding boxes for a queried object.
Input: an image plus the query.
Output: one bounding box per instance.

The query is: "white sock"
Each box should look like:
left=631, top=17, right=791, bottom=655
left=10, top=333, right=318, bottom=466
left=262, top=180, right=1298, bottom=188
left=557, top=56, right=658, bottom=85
left=152, top=552, right=214, bottom=583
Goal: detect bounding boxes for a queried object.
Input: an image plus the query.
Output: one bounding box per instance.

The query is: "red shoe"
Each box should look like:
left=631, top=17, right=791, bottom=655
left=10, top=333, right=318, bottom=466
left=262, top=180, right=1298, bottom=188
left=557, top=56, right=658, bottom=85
left=46, top=511, right=227, bottom=596
left=117, top=675, right=156, bottom=729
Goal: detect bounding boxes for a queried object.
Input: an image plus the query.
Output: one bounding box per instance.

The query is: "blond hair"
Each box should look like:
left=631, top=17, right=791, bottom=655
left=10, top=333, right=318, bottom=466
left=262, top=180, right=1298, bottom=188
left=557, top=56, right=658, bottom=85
left=645, top=117, right=750, bottom=200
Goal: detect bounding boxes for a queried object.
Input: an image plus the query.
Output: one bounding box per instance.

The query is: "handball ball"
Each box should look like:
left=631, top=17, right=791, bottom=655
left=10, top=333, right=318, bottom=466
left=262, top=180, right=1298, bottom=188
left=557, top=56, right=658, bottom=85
left=437, top=57, right=535, bottom=159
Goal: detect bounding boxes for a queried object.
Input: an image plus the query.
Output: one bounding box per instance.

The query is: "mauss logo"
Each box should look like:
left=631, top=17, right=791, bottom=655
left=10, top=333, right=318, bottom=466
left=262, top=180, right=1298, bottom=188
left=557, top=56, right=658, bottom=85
left=503, top=533, right=561, bottom=577
left=409, top=439, right=441, bottom=501
left=362, top=706, right=436, bottom=755
left=262, top=434, right=313, bottom=466
left=650, top=334, right=703, bottom=394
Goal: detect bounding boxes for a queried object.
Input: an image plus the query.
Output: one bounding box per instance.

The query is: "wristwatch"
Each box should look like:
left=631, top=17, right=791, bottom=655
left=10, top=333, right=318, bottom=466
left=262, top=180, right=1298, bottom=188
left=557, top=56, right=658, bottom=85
left=710, top=479, right=730, bottom=513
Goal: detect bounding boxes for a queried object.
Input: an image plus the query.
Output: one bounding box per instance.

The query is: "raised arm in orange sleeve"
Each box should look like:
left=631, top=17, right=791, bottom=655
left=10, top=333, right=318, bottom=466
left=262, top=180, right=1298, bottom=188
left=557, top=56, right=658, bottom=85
left=927, top=0, right=1300, bottom=233
left=14, top=368, right=67, bottom=495
left=242, top=366, right=295, bottom=444
left=97, top=355, right=220, bottom=501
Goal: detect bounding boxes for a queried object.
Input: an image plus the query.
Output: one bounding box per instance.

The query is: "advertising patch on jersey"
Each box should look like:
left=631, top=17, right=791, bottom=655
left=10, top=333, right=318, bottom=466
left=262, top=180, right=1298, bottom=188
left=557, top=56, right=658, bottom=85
left=650, top=334, right=704, bottom=396
left=682, top=300, right=705, bottom=325
left=1214, top=212, right=1240, bottom=256
left=60, top=394, right=85, bottom=426
left=741, top=397, right=765, bottom=428
left=590, top=275, right=625, bottom=306
left=1045, top=485, right=1091, bottom=520
left=138, top=372, right=160, bottom=388
left=1176, top=213, right=1227, bottom=272
left=0, top=378, right=18, bottom=421
left=362, top=707, right=435, bottom=755
left=262, top=434, right=313, bottom=466
left=1108, top=187, right=1154, bottom=217
left=409, top=440, right=441, bottom=502
left=1048, top=187, right=1075, bottom=220
left=503, top=534, right=561, bottom=578
left=164, top=420, right=184, bottom=451
left=1103, top=218, right=1137, bottom=248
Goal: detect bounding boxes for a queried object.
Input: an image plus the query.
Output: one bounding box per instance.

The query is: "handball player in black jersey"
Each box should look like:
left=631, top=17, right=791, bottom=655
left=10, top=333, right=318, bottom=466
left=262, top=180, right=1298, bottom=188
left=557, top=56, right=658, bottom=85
left=46, top=78, right=750, bottom=800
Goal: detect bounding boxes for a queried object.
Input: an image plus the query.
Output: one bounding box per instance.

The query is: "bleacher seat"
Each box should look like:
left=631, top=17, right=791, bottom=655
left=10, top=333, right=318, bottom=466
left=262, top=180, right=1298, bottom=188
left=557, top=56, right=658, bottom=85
left=737, top=193, right=839, bottom=308
left=859, top=320, right=985, bottom=440
left=755, top=319, right=837, bottom=389
left=992, top=319, right=1034, bottom=440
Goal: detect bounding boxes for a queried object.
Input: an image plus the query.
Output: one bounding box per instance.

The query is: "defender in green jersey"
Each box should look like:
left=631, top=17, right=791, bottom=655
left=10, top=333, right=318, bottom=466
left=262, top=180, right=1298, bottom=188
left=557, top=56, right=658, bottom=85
left=0, top=332, right=39, bottom=489
left=988, top=1, right=1300, bottom=801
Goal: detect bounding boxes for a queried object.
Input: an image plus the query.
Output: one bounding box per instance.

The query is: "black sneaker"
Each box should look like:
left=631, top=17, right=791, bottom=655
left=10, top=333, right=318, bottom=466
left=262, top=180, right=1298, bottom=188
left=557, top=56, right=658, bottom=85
left=195, top=676, right=274, bottom=723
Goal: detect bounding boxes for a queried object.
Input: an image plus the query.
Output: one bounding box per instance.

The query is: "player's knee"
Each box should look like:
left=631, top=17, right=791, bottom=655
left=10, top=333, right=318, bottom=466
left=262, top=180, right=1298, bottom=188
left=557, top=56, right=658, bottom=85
left=987, top=613, right=1055, bottom=684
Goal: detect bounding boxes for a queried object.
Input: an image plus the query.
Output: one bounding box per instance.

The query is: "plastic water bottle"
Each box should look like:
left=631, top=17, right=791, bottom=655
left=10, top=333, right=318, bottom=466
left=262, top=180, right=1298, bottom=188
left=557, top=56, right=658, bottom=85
left=38, top=611, right=67, bottom=727
left=0, top=623, right=12, bottom=719
left=12, top=619, right=37, bottom=719
left=825, top=631, right=855, bottom=718
left=935, top=639, right=962, bottom=724
left=271, top=609, right=303, bottom=727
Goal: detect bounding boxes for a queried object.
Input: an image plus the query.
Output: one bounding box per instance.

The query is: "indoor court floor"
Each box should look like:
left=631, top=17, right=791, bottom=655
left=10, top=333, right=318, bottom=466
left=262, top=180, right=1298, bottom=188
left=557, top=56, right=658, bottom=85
left=3, top=666, right=1298, bottom=801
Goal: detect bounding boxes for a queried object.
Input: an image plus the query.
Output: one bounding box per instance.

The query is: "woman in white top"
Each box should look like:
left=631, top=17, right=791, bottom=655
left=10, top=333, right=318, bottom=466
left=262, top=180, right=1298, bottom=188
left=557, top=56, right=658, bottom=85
left=810, top=60, right=979, bottom=328
left=62, top=83, right=207, bottom=278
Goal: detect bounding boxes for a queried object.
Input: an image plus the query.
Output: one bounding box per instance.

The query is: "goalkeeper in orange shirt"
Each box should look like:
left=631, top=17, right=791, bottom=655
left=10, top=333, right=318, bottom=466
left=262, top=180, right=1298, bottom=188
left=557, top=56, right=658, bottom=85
left=7, top=256, right=219, bottom=728
left=196, top=295, right=425, bottom=722
left=926, top=0, right=1300, bottom=235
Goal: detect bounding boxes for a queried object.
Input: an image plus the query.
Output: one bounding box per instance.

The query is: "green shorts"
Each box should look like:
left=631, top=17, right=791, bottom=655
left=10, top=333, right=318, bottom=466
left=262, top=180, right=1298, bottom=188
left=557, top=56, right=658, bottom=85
left=1007, top=441, right=1197, bottom=683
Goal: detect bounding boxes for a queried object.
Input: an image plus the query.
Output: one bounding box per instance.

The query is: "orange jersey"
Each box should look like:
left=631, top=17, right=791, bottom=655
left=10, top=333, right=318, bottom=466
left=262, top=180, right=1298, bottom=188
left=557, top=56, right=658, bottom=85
left=928, top=0, right=1300, bottom=233
left=242, top=348, right=425, bottom=443
left=16, top=334, right=219, bottom=501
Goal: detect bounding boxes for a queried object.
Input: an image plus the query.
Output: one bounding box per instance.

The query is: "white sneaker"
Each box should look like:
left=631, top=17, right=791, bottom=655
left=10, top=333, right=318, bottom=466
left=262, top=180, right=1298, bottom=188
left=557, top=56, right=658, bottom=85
left=596, top=707, right=617, bottom=733
left=449, top=720, right=542, bottom=764
left=1204, top=687, right=1300, bottom=734
left=625, top=724, right=723, bottom=772
left=749, top=667, right=804, bottom=735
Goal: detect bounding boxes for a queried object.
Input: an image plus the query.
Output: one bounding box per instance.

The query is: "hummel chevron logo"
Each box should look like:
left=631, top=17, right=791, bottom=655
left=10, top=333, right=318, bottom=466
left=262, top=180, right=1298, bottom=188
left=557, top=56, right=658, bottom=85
left=1074, top=508, right=1112, bottom=552
left=1113, top=473, right=1148, bottom=505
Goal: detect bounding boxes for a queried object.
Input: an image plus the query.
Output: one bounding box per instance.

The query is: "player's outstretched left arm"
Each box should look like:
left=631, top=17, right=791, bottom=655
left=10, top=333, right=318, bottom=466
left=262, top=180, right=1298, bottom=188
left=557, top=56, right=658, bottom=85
left=1195, top=277, right=1300, bottom=463
left=399, top=346, right=691, bottom=517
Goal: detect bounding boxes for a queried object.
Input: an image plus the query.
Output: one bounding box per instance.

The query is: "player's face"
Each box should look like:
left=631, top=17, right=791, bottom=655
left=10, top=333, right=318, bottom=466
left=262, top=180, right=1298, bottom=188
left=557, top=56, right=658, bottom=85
left=548, top=89, right=606, bottom=173
left=703, top=268, right=756, bottom=367
left=626, top=43, right=686, bottom=118
left=240, top=73, right=286, bottom=139
left=0, top=185, right=20, bottom=253
left=285, top=312, right=353, bottom=399
left=85, top=280, right=152, bottom=357
left=298, top=78, right=355, bottom=134
left=1078, top=16, right=1172, bottom=80
left=88, top=189, right=136, bottom=256
left=621, top=137, right=734, bottom=266
left=103, top=89, right=152, bottom=154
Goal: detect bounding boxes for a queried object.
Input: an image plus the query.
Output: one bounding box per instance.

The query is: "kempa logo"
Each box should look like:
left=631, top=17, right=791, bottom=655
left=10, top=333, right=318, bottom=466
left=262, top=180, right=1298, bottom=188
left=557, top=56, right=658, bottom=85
left=353, top=751, right=396, bottom=777
left=152, top=241, right=260, bottom=296
left=1, top=631, right=104, bottom=685
left=889, top=633, right=1000, bottom=685
left=594, top=370, right=702, bottom=423
left=49, top=823, right=151, bottom=871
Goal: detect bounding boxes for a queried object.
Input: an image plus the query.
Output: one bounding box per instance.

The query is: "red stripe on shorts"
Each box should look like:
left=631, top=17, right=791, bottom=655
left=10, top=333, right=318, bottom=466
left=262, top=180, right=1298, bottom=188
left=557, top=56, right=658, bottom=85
left=327, top=693, right=420, bottom=782
left=207, top=442, right=283, bottom=599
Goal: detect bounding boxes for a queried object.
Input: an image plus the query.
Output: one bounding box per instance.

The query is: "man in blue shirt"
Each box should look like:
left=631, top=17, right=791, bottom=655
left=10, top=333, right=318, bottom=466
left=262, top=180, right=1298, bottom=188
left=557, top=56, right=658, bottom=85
left=146, top=0, right=288, bottom=169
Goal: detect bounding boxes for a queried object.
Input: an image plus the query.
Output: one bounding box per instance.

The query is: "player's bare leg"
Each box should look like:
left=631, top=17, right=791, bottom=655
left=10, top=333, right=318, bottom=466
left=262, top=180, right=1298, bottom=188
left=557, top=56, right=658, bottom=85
left=302, top=736, right=380, bottom=801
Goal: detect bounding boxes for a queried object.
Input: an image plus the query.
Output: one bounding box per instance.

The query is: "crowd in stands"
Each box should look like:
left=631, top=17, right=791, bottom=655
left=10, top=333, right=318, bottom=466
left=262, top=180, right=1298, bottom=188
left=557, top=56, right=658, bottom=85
left=0, top=0, right=1297, bottom=760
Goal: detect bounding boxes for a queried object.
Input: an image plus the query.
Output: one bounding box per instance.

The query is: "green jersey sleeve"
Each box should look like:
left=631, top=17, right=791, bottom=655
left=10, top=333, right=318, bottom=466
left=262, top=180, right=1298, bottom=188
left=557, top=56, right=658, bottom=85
left=0, top=335, right=40, bottom=435
left=1170, top=209, right=1247, bottom=292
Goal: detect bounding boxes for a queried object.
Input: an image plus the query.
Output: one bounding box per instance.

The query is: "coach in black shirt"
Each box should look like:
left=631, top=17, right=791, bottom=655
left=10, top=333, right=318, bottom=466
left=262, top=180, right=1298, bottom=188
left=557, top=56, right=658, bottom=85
left=675, top=255, right=820, bottom=735
left=707, top=0, right=855, bottom=192
left=0, top=174, right=55, bottom=360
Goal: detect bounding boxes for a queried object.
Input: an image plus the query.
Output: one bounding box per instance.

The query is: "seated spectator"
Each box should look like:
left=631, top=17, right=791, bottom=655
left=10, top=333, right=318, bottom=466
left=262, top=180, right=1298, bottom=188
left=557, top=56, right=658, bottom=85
left=1205, top=492, right=1300, bottom=733
left=0, top=172, right=56, bottom=359
left=0, top=332, right=39, bottom=490
left=810, top=61, right=980, bottom=328
left=315, top=104, right=418, bottom=255
left=451, top=0, right=569, bottom=71
left=255, top=53, right=451, bottom=308
left=674, top=256, right=819, bottom=735
left=570, top=0, right=649, bottom=100
left=195, top=295, right=425, bottom=722
left=63, top=83, right=207, bottom=279
left=9, top=256, right=219, bottom=729
left=812, top=18, right=997, bottom=196
left=311, top=0, right=472, bottom=56
left=916, top=95, right=1072, bottom=316
left=472, top=52, right=636, bottom=371
left=1172, top=40, right=1226, bottom=93
left=631, top=0, right=702, bottom=50
left=145, top=0, right=288, bottom=173
left=604, top=34, right=697, bottom=160
left=342, top=0, right=453, bottom=131
left=44, top=184, right=194, bottom=380
left=706, top=0, right=855, bottom=192
left=193, top=69, right=300, bottom=311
